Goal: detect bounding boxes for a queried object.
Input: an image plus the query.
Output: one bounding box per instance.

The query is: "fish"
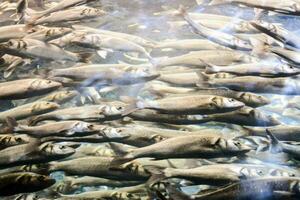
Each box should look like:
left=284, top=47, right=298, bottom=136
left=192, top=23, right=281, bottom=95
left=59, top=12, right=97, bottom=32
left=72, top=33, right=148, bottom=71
left=6, top=118, right=96, bottom=137
left=129, top=106, right=280, bottom=126
left=179, top=7, right=253, bottom=51
left=192, top=177, right=300, bottom=200
left=73, top=25, right=157, bottom=48
left=0, top=172, right=55, bottom=196
left=39, top=156, right=150, bottom=180
left=134, top=95, right=245, bottom=114
left=0, top=54, right=31, bottom=78
left=53, top=176, right=142, bottom=194
left=27, top=0, right=98, bottom=23
left=156, top=87, right=270, bottom=108
left=28, top=104, right=134, bottom=125
left=32, top=6, right=106, bottom=25
left=0, top=38, right=91, bottom=62
left=0, top=101, right=59, bottom=122
left=147, top=163, right=294, bottom=186
left=0, top=141, right=75, bottom=168
left=0, top=24, right=46, bottom=42
left=205, top=61, right=300, bottom=77
left=70, top=33, right=152, bottom=59
left=49, top=64, right=160, bottom=85
left=110, top=134, right=251, bottom=163
left=154, top=50, right=258, bottom=68
left=197, top=72, right=300, bottom=95
left=0, top=78, right=61, bottom=100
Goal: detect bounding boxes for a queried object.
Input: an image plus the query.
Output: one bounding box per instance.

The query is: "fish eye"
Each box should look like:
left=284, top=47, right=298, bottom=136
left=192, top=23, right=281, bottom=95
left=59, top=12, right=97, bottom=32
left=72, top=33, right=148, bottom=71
left=229, top=98, right=235, bottom=102
left=59, top=146, right=66, bottom=150
left=117, top=106, right=123, bottom=110
left=16, top=138, right=23, bottom=142
left=47, top=80, right=52, bottom=84
left=88, top=124, right=94, bottom=129
left=289, top=66, right=294, bottom=69
left=117, top=129, right=122, bottom=133
left=290, top=173, right=296, bottom=177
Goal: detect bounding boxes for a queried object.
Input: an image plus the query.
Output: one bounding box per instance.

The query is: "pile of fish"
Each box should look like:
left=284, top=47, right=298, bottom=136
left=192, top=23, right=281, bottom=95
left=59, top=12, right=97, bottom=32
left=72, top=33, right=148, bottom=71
left=1, top=0, right=300, bottom=199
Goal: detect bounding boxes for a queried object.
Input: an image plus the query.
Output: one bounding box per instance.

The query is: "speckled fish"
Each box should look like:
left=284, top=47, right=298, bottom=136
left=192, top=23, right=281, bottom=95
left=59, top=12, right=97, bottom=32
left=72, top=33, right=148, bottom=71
left=25, top=27, right=73, bottom=42
left=0, top=101, right=59, bottom=122
left=111, top=134, right=251, bottom=164
left=197, top=72, right=300, bottom=95
left=179, top=8, right=252, bottom=51
left=29, top=104, right=133, bottom=125
left=135, top=95, right=244, bottom=114
left=157, top=87, right=270, bottom=107
left=0, top=38, right=90, bottom=62
left=0, top=78, right=61, bottom=100
left=129, top=107, right=280, bottom=126
left=32, top=6, right=106, bottom=25
left=154, top=50, right=258, bottom=68
left=205, top=62, right=300, bottom=77
left=0, top=134, right=30, bottom=150
left=0, top=172, right=55, bottom=196
left=193, top=177, right=300, bottom=200
left=0, top=142, right=75, bottom=168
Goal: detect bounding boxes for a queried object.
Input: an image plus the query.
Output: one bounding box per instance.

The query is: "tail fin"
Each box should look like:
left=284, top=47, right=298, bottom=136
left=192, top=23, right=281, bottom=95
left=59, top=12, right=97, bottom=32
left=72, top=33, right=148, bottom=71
left=266, top=129, right=283, bottom=153
left=145, top=166, right=167, bottom=187
left=196, top=71, right=211, bottom=88
left=5, top=117, right=18, bottom=132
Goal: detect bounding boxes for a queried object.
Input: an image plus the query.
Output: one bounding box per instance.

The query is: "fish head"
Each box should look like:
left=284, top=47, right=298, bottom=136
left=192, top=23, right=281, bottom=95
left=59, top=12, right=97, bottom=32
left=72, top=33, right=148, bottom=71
left=16, top=173, right=55, bottom=188
left=51, top=90, right=79, bottom=102
left=73, top=121, right=95, bottom=133
left=100, top=104, right=127, bottom=116
left=40, top=142, right=75, bottom=157
left=31, top=79, right=62, bottom=91
left=100, top=126, right=129, bottom=139
left=269, top=169, right=296, bottom=177
left=222, top=138, right=253, bottom=153
left=280, top=64, right=300, bottom=74
left=212, top=96, right=245, bottom=110
left=233, top=37, right=252, bottom=50
left=32, top=101, right=60, bottom=113
left=238, top=92, right=270, bottom=107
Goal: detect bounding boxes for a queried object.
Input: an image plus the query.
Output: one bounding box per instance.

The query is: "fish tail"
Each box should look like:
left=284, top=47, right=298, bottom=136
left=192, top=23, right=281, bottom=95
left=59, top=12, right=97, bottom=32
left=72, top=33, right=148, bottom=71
left=4, top=117, right=18, bottom=132
left=200, top=59, right=218, bottom=74
left=196, top=71, right=211, bottom=88
left=266, top=129, right=283, bottom=153
left=144, top=166, right=167, bottom=187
